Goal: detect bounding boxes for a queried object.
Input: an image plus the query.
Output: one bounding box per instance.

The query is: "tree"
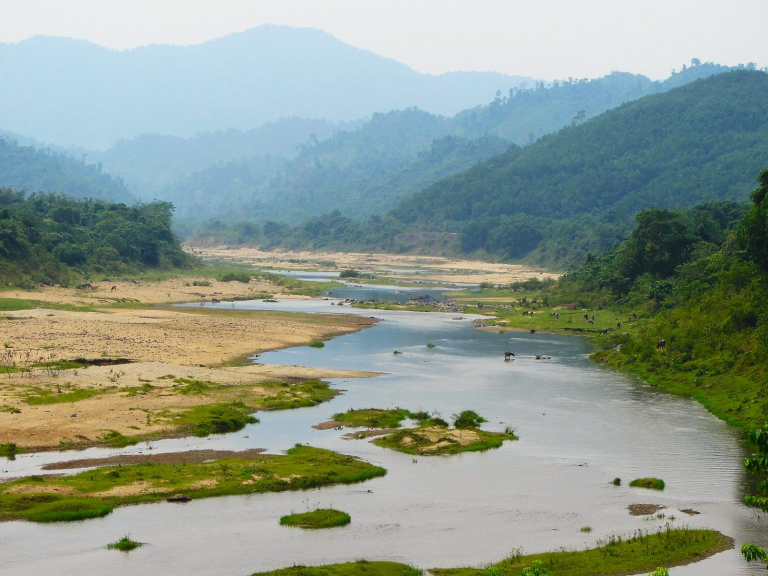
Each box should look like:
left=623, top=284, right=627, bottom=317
left=739, top=167, right=768, bottom=272
left=691, top=58, right=701, bottom=67
left=742, top=419, right=768, bottom=571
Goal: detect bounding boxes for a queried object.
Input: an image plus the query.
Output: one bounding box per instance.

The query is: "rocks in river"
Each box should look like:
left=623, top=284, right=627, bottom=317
left=167, top=494, right=192, bottom=503
left=628, top=503, right=666, bottom=516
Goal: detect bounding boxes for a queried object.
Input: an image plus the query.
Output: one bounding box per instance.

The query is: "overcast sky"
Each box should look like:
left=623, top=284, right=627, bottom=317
left=1, top=0, right=766, bottom=80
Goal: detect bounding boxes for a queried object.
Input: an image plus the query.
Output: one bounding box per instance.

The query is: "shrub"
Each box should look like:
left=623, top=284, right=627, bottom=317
left=453, top=410, right=487, bottom=429
left=107, top=535, right=143, bottom=552
left=629, top=477, right=665, bottom=490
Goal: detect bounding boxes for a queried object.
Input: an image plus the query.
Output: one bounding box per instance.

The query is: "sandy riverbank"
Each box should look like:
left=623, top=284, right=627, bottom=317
left=189, top=246, right=560, bottom=285
left=0, top=277, right=379, bottom=451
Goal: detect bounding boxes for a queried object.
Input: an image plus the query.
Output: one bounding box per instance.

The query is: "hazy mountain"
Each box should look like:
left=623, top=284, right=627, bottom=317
left=0, top=26, right=533, bottom=149
left=95, top=117, right=363, bottom=198
left=0, top=137, right=136, bottom=204
left=166, top=109, right=510, bottom=223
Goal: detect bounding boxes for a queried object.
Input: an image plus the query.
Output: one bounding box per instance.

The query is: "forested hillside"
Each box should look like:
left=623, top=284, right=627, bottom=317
left=169, top=111, right=508, bottom=224
left=454, top=62, right=736, bottom=145
left=537, top=169, right=768, bottom=429
left=0, top=190, right=192, bottom=287
left=391, top=70, right=768, bottom=265
left=0, top=137, right=135, bottom=204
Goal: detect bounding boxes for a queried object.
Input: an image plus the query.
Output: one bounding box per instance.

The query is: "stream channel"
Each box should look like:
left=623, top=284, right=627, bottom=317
left=0, top=278, right=765, bottom=575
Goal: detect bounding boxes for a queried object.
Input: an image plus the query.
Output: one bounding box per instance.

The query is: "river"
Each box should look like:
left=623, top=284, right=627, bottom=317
left=0, top=282, right=764, bottom=575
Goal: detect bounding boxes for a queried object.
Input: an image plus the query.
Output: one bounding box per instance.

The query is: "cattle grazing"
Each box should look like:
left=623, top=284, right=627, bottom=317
left=656, top=339, right=666, bottom=350
left=111, top=285, right=117, bottom=292
left=616, top=321, right=621, bottom=329
left=211, top=298, right=220, bottom=304
left=599, top=328, right=609, bottom=335
left=504, top=351, right=515, bottom=361
left=76, top=283, right=92, bottom=290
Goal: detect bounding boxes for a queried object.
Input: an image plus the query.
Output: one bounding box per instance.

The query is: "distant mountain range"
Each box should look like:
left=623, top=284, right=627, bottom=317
left=0, top=26, right=533, bottom=149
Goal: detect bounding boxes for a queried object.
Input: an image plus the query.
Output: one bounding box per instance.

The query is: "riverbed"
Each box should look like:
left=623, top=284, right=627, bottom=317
left=0, top=286, right=763, bottom=576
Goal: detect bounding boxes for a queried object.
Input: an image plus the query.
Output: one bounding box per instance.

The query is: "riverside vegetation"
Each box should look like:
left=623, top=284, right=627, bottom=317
left=0, top=446, right=385, bottom=523
left=279, top=508, right=351, bottom=529
left=330, top=408, right=517, bottom=456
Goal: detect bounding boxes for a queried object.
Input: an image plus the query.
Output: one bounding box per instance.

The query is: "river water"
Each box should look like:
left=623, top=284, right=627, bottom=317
left=0, top=285, right=765, bottom=576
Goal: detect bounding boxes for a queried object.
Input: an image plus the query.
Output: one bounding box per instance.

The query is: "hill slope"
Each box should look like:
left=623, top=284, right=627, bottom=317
left=166, top=110, right=509, bottom=224
left=0, top=26, right=531, bottom=149
left=391, top=70, right=768, bottom=263
left=0, top=137, right=136, bottom=204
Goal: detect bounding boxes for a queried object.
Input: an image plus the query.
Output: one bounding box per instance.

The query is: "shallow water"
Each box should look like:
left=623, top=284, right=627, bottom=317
left=0, top=295, right=765, bottom=576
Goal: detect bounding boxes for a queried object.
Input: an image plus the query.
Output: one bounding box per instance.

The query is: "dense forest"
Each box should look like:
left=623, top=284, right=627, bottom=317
left=453, top=61, right=737, bottom=145
left=0, top=137, right=135, bottom=204
left=194, top=70, right=768, bottom=268
left=524, top=167, right=768, bottom=429
left=0, top=190, right=192, bottom=287
left=393, top=70, right=768, bottom=265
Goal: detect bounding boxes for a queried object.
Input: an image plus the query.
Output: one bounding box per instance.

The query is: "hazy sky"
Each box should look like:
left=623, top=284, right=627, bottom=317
left=1, top=0, right=766, bottom=80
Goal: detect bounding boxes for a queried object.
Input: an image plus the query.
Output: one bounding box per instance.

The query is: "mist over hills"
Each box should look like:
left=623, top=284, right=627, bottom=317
left=0, top=26, right=532, bottom=149
left=0, top=137, right=135, bottom=204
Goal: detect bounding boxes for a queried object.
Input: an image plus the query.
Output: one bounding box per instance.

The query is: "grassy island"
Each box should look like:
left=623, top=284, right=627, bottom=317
left=432, top=529, right=732, bottom=576
left=280, top=508, right=351, bottom=529
left=630, top=478, right=666, bottom=491
left=251, top=561, right=422, bottom=576
left=0, top=446, right=385, bottom=523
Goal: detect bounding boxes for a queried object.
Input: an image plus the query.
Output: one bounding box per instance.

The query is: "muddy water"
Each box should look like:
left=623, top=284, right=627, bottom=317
left=0, top=296, right=764, bottom=575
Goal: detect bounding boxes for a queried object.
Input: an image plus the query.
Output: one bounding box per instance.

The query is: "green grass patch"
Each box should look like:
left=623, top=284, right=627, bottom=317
left=333, top=408, right=415, bottom=429
left=250, top=561, right=421, bottom=576
left=279, top=508, right=351, bottom=529
left=432, top=529, right=731, bottom=576
left=0, top=445, right=386, bottom=523
left=0, top=298, right=98, bottom=313
left=23, top=386, right=105, bottom=405
left=453, top=410, right=487, bottom=429
left=171, top=378, right=215, bottom=395
left=309, top=341, right=325, bottom=348
left=169, top=402, right=259, bottom=437
left=0, top=443, right=24, bottom=459
left=100, top=430, right=139, bottom=448
left=107, top=535, right=143, bottom=552
left=630, top=478, right=666, bottom=490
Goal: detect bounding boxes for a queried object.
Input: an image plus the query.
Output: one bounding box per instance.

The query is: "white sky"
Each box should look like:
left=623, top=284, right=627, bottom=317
left=0, top=0, right=766, bottom=80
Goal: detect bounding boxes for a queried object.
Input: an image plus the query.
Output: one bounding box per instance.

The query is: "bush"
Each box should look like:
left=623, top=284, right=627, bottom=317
left=629, top=477, right=665, bottom=490
left=219, top=272, right=252, bottom=283
left=453, top=410, right=487, bottom=429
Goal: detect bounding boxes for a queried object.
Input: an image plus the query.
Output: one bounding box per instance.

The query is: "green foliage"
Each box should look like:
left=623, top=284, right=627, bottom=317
left=739, top=167, right=768, bottom=273
left=520, top=560, right=548, bottom=576
left=0, top=446, right=386, bottom=523
left=433, top=529, right=728, bottom=576
left=332, top=408, right=414, bottom=429
left=107, top=535, right=143, bottom=552
left=0, top=442, right=23, bottom=459
left=279, top=508, right=351, bottom=529
left=393, top=71, right=768, bottom=265
left=453, top=410, right=487, bottom=429
left=249, top=561, right=421, bottom=576
left=0, top=189, right=193, bottom=286
left=172, top=402, right=259, bottom=437
left=629, top=478, right=666, bottom=491
left=742, top=420, right=768, bottom=571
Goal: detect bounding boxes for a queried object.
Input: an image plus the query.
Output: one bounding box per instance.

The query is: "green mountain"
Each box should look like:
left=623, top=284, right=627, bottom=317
left=391, top=70, right=768, bottom=265
left=453, top=62, right=736, bottom=145
left=0, top=137, right=136, bottom=204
